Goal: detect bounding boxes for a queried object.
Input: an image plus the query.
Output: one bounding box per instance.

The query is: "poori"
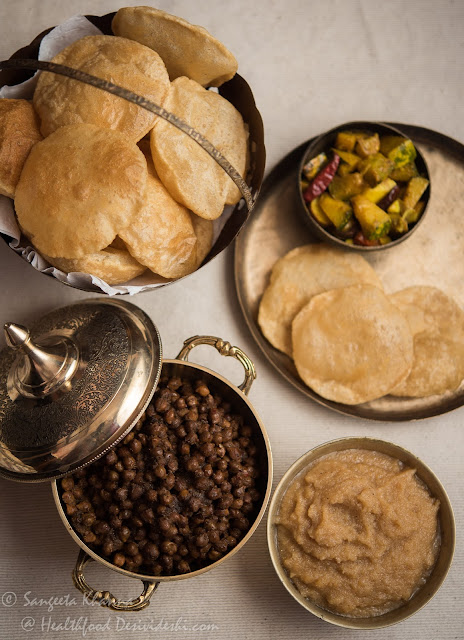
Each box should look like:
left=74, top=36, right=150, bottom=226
left=291, top=284, right=414, bottom=404
left=0, top=98, right=42, bottom=198
left=390, top=286, right=464, bottom=397
left=112, top=6, right=238, bottom=87
left=257, top=244, right=383, bottom=356
left=14, top=123, right=148, bottom=258
left=277, top=449, right=440, bottom=617
left=46, top=244, right=147, bottom=285
left=191, top=214, right=214, bottom=268
left=33, top=35, right=170, bottom=140
left=150, top=76, right=248, bottom=220
left=119, top=151, right=198, bottom=279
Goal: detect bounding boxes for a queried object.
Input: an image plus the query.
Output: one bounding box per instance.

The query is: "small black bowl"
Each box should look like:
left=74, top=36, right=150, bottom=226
left=297, top=121, right=431, bottom=252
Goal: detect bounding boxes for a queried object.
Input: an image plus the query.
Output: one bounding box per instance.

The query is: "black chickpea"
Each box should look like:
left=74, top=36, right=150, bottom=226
left=60, top=376, right=262, bottom=576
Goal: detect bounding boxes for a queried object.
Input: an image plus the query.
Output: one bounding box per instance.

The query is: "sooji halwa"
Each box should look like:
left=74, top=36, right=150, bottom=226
left=258, top=244, right=464, bottom=404
left=276, top=449, right=440, bottom=618
left=1, top=7, right=248, bottom=285
left=301, top=130, right=429, bottom=246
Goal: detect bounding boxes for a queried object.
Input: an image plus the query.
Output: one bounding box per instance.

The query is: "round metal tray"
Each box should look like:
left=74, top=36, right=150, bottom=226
left=234, top=123, right=464, bottom=421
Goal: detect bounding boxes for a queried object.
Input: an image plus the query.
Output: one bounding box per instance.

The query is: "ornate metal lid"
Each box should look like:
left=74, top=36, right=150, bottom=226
left=0, top=299, right=162, bottom=482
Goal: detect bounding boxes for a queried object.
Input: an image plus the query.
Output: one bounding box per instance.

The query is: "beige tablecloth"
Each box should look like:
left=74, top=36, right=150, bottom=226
left=0, top=1, right=463, bottom=639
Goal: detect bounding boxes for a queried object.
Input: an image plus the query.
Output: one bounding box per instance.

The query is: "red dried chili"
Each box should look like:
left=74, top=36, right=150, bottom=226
left=377, top=185, right=401, bottom=211
left=303, top=152, right=340, bottom=203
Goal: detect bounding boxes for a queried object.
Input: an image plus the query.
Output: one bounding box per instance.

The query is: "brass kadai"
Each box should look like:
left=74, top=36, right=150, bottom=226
left=0, top=299, right=162, bottom=481
left=0, top=298, right=273, bottom=610
left=52, top=334, right=272, bottom=612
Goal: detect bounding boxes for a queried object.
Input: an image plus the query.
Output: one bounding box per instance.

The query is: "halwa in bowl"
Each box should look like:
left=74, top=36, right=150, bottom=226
left=267, top=437, right=455, bottom=629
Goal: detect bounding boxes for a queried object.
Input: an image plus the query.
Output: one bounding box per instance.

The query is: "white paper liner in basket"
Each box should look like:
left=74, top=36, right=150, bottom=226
left=0, top=16, right=254, bottom=295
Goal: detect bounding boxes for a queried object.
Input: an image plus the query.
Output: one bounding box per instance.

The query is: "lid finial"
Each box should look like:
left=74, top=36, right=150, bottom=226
left=4, top=321, right=79, bottom=397
left=4, top=323, right=30, bottom=349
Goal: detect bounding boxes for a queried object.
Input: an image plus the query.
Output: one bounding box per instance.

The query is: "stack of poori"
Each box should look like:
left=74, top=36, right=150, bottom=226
left=258, top=244, right=464, bottom=404
left=0, top=6, right=249, bottom=285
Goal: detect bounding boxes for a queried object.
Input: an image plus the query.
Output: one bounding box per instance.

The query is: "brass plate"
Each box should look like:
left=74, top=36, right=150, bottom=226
left=234, top=124, right=464, bottom=421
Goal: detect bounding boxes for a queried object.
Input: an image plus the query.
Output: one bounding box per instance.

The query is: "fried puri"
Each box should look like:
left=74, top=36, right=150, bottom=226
left=14, top=123, right=147, bottom=259
left=46, top=244, right=146, bottom=285
left=120, top=151, right=198, bottom=279
left=258, top=244, right=383, bottom=356
left=191, top=214, right=214, bottom=268
left=33, top=35, right=170, bottom=140
left=112, top=6, right=238, bottom=87
left=150, top=76, right=248, bottom=220
left=0, top=99, right=42, bottom=198
left=292, top=284, right=414, bottom=404
left=390, top=286, right=464, bottom=397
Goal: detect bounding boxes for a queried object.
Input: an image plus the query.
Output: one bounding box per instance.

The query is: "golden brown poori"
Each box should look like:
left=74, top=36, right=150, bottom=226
left=390, top=286, right=464, bottom=397
left=258, top=243, right=464, bottom=404
left=119, top=151, right=198, bottom=279
left=33, top=35, right=170, bottom=140
left=190, top=214, right=214, bottom=268
left=258, top=244, right=383, bottom=356
left=291, top=284, right=414, bottom=405
left=46, top=244, right=147, bottom=285
left=150, top=76, right=248, bottom=220
left=14, top=123, right=148, bottom=258
left=0, top=99, right=42, bottom=198
left=3, top=8, right=250, bottom=286
left=112, top=6, right=238, bottom=87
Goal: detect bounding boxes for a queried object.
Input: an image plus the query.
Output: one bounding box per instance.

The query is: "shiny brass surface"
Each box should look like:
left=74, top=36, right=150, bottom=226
left=0, top=299, right=162, bottom=482
left=73, top=550, right=158, bottom=611
left=234, top=124, right=464, bottom=421
left=52, top=337, right=273, bottom=611
left=5, top=323, right=79, bottom=400
left=267, top=437, right=455, bottom=630
left=176, top=335, right=256, bottom=395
